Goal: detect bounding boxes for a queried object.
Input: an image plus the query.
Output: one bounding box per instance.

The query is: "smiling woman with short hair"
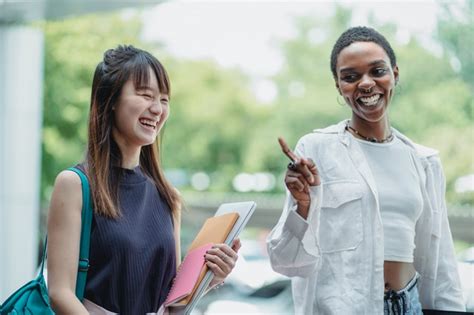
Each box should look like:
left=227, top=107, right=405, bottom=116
left=268, top=26, right=465, bottom=314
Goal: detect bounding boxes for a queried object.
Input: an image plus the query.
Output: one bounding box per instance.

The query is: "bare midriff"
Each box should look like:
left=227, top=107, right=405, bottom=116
left=384, top=261, right=416, bottom=291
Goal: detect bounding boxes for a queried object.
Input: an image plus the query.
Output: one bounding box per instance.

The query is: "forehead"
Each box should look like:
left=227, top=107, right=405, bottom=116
left=121, top=68, right=160, bottom=98
left=336, top=41, right=390, bottom=70
left=128, top=66, right=160, bottom=91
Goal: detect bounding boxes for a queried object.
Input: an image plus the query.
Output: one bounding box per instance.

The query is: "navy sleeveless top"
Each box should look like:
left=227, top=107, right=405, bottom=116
left=82, top=165, right=177, bottom=314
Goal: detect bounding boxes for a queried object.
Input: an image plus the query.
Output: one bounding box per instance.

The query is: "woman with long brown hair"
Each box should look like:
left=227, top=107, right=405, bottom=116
left=46, top=45, right=240, bottom=314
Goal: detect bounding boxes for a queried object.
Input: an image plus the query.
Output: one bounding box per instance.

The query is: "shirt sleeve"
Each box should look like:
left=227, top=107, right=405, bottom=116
left=430, top=156, right=466, bottom=311
left=266, top=137, right=323, bottom=278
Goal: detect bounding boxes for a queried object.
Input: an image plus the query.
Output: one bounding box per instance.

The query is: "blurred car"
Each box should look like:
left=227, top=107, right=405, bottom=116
left=201, top=280, right=293, bottom=315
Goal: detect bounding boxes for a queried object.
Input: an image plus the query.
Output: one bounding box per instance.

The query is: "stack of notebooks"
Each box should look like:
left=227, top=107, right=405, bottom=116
left=164, top=201, right=256, bottom=315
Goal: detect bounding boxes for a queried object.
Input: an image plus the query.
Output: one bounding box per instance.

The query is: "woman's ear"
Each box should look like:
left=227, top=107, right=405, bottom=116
left=393, top=65, right=400, bottom=85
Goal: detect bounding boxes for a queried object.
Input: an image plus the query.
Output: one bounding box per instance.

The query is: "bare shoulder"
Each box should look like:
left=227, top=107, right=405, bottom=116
left=54, top=170, right=82, bottom=190
left=49, top=170, right=83, bottom=221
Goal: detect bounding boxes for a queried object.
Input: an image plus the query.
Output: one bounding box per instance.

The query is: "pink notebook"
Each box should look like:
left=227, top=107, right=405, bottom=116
left=164, top=243, right=214, bottom=307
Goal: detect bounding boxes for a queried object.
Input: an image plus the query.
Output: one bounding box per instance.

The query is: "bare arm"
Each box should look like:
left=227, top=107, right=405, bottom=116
left=47, top=170, right=89, bottom=314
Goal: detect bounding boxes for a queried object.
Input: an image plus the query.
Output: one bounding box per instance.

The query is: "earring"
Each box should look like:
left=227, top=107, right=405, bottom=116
left=337, top=95, right=345, bottom=106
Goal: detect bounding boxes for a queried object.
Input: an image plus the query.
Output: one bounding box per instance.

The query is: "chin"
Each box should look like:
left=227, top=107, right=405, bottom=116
left=361, top=112, right=388, bottom=124
left=354, top=106, right=388, bottom=123
left=135, top=135, right=157, bottom=147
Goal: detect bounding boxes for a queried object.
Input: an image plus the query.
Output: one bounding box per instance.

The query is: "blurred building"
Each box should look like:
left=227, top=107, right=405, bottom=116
left=0, top=0, right=163, bottom=301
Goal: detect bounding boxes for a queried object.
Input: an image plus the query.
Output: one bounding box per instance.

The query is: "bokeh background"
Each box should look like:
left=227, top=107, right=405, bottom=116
left=1, top=0, right=473, bottom=312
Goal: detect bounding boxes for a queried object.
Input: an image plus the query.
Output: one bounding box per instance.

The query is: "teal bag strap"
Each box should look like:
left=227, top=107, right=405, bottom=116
left=39, top=236, right=48, bottom=277
left=67, top=166, right=93, bottom=301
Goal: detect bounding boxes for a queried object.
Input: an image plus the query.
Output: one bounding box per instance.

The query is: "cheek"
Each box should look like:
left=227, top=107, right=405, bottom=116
left=114, top=107, right=136, bottom=131
left=120, top=101, right=143, bottom=120
left=382, top=76, right=396, bottom=91
left=340, top=88, right=355, bottom=104
left=162, top=107, right=170, bottom=121
left=114, top=114, right=129, bottom=135
left=338, top=82, right=353, bottom=96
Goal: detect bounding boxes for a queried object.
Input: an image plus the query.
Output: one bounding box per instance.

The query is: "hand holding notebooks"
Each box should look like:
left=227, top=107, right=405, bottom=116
left=164, top=212, right=240, bottom=307
left=164, top=201, right=257, bottom=315
left=183, top=201, right=257, bottom=315
left=164, top=243, right=213, bottom=307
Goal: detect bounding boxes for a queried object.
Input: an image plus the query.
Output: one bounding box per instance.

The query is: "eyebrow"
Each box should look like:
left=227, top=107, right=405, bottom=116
left=136, top=87, right=170, bottom=99
left=339, top=59, right=388, bottom=73
left=135, top=86, right=161, bottom=95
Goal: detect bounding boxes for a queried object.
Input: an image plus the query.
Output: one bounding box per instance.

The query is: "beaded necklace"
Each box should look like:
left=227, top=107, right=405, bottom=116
left=345, top=123, right=394, bottom=143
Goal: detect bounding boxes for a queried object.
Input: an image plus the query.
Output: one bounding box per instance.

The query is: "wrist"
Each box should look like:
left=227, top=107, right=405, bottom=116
left=296, top=201, right=310, bottom=219
left=209, top=278, right=225, bottom=290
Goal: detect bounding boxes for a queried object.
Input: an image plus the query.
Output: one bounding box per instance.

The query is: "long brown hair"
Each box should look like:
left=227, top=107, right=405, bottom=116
left=86, top=45, right=180, bottom=218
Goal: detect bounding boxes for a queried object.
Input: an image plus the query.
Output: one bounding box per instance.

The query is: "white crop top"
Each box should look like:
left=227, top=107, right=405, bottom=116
left=355, top=135, right=423, bottom=262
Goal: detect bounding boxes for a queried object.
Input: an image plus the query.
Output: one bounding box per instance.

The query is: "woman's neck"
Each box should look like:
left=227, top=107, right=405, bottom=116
left=120, top=152, right=140, bottom=169
left=350, top=116, right=391, bottom=141
left=112, top=131, right=141, bottom=170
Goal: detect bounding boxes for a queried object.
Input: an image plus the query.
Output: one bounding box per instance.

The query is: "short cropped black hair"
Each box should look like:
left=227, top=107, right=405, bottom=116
left=330, top=26, right=397, bottom=79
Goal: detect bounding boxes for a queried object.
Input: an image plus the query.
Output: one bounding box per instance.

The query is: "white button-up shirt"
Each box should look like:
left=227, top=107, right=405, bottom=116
left=267, top=120, right=465, bottom=314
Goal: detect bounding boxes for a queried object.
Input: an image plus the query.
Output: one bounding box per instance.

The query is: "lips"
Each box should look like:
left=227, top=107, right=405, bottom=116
left=357, top=94, right=381, bottom=107
left=139, top=118, right=158, bottom=130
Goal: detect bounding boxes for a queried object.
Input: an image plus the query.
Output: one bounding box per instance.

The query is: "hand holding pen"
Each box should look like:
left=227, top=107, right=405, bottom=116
left=278, top=137, right=320, bottom=219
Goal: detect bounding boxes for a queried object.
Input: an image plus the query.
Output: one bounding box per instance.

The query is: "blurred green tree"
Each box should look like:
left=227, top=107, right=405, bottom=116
left=161, top=58, right=262, bottom=191
left=434, top=0, right=473, bottom=204
left=437, top=0, right=474, bottom=93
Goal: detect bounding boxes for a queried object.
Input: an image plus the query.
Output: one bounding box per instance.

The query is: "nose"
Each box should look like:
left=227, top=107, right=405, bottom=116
left=358, top=74, right=375, bottom=92
left=149, top=100, right=163, bottom=116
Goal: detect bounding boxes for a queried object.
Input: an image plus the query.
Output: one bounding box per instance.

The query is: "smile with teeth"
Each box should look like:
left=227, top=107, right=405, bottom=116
left=358, top=94, right=381, bottom=106
left=139, top=118, right=157, bottom=130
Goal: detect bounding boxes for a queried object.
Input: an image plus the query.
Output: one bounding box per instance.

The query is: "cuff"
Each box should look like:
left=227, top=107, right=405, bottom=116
left=284, top=207, right=310, bottom=241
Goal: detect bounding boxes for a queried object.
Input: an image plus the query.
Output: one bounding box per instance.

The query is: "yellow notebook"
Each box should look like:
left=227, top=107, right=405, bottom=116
left=180, top=212, right=239, bottom=305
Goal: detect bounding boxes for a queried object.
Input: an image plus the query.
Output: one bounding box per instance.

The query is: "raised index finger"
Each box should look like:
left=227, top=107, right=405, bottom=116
left=278, top=137, right=298, bottom=162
